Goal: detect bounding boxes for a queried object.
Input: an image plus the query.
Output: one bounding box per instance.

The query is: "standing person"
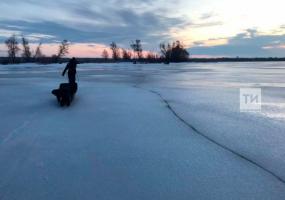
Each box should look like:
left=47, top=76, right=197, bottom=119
left=62, top=57, right=77, bottom=83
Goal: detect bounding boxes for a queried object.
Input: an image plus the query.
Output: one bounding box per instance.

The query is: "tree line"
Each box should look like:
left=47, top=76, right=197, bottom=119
left=3, top=35, right=69, bottom=64
left=105, top=40, right=189, bottom=63
left=2, top=34, right=189, bottom=64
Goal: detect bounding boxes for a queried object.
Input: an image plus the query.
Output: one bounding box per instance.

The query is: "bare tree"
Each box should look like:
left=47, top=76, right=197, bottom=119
left=57, top=40, right=69, bottom=59
left=34, top=43, right=44, bottom=62
left=159, top=43, right=172, bottom=62
left=34, top=43, right=43, bottom=58
left=5, top=35, right=20, bottom=63
left=122, top=49, right=132, bottom=60
left=102, top=49, right=109, bottom=60
left=21, top=36, right=32, bottom=62
left=130, top=40, right=143, bottom=60
left=110, top=42, right=120, bottom=60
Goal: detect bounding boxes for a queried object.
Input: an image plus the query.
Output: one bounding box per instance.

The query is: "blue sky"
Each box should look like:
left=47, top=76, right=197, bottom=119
left=0, top=0, right=285, bottom=57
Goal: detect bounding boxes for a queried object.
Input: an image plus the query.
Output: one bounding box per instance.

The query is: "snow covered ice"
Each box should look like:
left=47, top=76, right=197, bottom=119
left=0, top=62, right=285, bottom=199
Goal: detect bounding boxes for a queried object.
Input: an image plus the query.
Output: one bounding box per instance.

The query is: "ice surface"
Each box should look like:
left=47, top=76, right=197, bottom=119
left=0, top=62, right=285, bottom=199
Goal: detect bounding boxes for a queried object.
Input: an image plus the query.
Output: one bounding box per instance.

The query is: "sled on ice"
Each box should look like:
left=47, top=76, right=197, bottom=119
left=52, top=83, right=78, bottom=106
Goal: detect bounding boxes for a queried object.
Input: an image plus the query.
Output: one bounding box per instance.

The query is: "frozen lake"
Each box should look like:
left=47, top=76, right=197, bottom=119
left=0, top=62, right=285, bottom=199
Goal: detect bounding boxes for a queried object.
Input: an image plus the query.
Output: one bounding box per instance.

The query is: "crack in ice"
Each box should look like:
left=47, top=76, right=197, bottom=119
left=134, top=85, right=285, bottom=185
left=0, top=112, right=38, bottom=146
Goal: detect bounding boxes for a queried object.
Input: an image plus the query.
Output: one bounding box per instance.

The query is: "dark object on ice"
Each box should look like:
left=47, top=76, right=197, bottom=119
left=52, top=83, right=78, bottom=106
left=62, top=57, right=77, bottom=83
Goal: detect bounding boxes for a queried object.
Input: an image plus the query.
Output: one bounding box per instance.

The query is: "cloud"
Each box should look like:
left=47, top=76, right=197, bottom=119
left=0, top=0, right=187, bottom=51
left=1, top=0, right=285, bottom=57
left=190, top=29, right=285, bottom=57
left=199, top=12, right=216, bottom=20
left=25, top=33, right=56, bottom=42
left=0, top=28, right=21, bottom=38
left=186, top=21, right=223, bottom=28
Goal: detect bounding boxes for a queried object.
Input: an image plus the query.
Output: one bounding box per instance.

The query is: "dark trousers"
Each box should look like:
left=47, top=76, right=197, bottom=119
left=68, top=72, right=76, bottom=83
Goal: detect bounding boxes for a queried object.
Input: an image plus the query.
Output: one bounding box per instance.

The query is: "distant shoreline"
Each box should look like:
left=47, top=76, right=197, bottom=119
left=188, top=57, right=285, bottom=63
left=1, top=57, right=285, bottom=65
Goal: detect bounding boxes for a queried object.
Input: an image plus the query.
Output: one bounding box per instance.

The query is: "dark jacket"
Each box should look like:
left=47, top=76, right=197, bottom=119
left=62, top=59, right=77, bottom=83
left=62, top=60, right=77, bottom=76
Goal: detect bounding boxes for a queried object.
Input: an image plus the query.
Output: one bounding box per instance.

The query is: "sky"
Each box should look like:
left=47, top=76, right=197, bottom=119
left=0, top=0, right=285, bottom=58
